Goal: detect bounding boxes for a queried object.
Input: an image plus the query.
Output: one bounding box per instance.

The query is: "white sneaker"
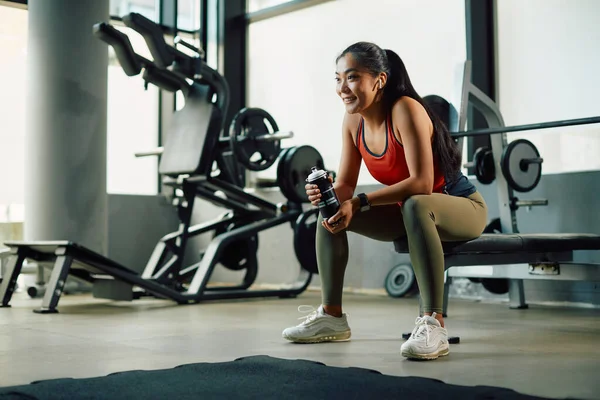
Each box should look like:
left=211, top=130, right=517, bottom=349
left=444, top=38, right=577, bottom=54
left=282, top=305, right=351, bottom=343
left=400, top=312, right=449, bottom=360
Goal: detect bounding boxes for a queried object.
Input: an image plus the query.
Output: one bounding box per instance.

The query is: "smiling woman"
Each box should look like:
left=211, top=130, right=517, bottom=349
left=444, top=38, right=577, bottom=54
left=246, top=0, right=467, bottom=186
left=281, top=41, right=489, bottom=362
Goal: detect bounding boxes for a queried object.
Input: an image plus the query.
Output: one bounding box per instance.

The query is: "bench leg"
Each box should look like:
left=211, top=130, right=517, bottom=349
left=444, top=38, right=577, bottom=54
left=442, top=276, right=451, bottom=318
left=1, top=254, right=27, bottom=308
left=508, top=279, right=528, bottom=309
left=33, top=255, right=73, bottom=314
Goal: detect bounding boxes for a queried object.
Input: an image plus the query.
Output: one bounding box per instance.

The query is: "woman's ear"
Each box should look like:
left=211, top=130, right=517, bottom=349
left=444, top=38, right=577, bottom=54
left=379, top=73, right=388, bottom=89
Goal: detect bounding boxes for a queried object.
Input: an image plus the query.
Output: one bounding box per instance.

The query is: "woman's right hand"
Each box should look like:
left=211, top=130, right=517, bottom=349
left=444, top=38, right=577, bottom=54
left=305, top=175, right=334, bottom=207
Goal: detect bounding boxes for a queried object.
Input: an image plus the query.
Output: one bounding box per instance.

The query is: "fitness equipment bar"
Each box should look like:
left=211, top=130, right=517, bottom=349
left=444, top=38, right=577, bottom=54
left=452, top=115, right=600, bottom=138
left=134, top=131, right=294, bottom=157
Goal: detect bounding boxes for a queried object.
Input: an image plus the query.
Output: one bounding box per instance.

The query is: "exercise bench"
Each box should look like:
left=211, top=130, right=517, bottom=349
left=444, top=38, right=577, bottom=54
left=396, top=61, right=600, bottom=322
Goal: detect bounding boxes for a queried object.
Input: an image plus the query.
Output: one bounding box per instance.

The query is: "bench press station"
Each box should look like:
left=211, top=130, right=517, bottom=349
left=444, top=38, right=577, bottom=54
left=394, top=62, right=600, bottom=342
left=0, top=13, right=327, bottom=313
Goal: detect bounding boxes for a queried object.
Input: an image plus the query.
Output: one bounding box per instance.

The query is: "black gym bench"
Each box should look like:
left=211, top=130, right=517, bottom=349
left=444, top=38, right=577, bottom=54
left=394, top=233, right=600, bottom=315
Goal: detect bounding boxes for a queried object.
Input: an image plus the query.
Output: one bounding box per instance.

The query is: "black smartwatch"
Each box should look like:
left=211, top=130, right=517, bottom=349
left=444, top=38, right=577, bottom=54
left=357, top=193, right=371, bottom=212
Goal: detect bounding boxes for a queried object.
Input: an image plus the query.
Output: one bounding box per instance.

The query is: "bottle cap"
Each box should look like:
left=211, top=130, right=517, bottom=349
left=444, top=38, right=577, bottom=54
left=306, top=166, right=327, bottom=183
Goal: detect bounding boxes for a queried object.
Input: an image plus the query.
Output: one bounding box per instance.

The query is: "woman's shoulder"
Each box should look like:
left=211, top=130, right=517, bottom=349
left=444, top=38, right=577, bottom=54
left=390, top=96, right=427, bottom=119
left=342, top=111, right=362, bottom=132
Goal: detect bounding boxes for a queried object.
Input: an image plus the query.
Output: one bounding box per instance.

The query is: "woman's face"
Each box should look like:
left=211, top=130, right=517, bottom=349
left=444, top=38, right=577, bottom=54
left=335, top=53, right=384, bottom=114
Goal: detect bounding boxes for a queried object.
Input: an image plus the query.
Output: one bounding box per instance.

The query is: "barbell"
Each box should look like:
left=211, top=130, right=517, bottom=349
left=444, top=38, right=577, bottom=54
left=135, top=108, right=294, bottom=173
left=452, top=113, right=600, bottom=192
left=451, top=115, right=600, bottom=138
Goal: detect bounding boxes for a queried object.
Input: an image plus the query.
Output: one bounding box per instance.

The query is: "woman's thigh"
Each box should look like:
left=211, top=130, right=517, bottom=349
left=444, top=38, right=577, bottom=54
left=347, top=204, right=406, bottom=242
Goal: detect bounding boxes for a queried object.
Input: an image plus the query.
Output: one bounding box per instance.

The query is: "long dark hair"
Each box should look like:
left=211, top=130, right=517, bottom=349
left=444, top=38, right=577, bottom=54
left=336, top=42, right=462, bottom=181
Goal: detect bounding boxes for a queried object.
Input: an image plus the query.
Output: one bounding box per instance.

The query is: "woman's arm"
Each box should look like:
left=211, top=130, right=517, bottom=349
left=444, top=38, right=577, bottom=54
left=333, top=112, right=362, bottom=203
left=351, top=97, right=434, bottom=211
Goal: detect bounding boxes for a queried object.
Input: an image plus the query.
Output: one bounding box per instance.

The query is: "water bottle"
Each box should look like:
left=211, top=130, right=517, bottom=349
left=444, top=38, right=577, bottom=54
left=306, top=166, right=340, bottom=220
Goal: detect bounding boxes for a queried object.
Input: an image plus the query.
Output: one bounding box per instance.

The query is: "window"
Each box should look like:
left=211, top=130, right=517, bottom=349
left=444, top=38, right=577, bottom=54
left=110, top=0, right=157, bottom=20
left=107, top=26, right=159, bottom=194
left=496, top=0, right=600, bottom=175
left=0, top=5, right=27, bottom=222
left=247, top=0, right=297, bottom=13
left=178, top=0, right=201, bottom=32
left=246, top=0, right=467, bottom=185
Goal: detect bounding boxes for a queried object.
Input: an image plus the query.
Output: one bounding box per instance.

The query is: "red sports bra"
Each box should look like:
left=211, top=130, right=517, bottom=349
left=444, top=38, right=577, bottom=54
left=356, top=114, right=446, bottom=192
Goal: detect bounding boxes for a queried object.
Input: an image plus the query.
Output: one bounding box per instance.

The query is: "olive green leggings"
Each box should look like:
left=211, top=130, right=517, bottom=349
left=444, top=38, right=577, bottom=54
left=316, top=191, right=488, bottom=313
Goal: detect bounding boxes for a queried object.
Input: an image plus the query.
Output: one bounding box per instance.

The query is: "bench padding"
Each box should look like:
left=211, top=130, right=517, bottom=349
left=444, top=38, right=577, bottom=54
left=393, top=233, right=600, bottom=255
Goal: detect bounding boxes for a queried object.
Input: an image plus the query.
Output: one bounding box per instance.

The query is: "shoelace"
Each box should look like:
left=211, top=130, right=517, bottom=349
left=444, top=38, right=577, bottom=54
left=297, top=305, right=318, bottom=325
left=409, top=316, right=435, bottom=344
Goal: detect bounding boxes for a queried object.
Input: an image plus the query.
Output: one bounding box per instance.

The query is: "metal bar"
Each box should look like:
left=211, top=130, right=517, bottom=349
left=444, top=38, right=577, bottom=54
left=447, top=261, right=600, bottom=281
left=135, top=147, right=164, bottom=157
left=445, top=251, right=573, bottom=268
left=508, top=279, right=528, bottom=309
left=254, top=131, right=294, bottom=141
left=0, top=253, right=27, bottom=307
left=34, top=254, right=73, bottom=314
left=186, top=211, right=300, bottom=296
left=452, top=116, right=600, bottom=138
left=246, top=0, right=334, bottom=23
left=204, top=178, right=280, bottom=213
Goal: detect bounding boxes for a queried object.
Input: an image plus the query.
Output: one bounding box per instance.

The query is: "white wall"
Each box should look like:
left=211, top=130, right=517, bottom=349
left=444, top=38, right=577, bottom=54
left=246, top=0, right=467, bottom=185
left=0, top=7, right=27, bottom=222
left=496, top=0, right=600, bottom=175
left=106, top=27, right=159, bottom=196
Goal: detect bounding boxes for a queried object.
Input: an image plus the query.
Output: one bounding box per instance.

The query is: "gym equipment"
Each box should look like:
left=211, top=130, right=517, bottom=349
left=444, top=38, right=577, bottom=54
left=501, top=139, right=543, bottom=193
left=384, top=263, right=417, bottom=298
left=212, top=212, right=259, bottom=272
left=452, top=115, right=600, bottom=137
left=0, top=13, right=324, bottom=314
left=463, top=146, right=495, bottom=184
left=395, top=60, right=600, bottom=343
left=229, top=107, right=293, bottom=171
left=423, top=94, right=459, bottom=132
left=277, top=145, right=325, bottom=204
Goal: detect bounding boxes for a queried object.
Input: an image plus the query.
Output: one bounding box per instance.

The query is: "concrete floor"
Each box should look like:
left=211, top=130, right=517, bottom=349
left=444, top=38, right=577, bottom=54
left=0, top=289, right=598, bottom=400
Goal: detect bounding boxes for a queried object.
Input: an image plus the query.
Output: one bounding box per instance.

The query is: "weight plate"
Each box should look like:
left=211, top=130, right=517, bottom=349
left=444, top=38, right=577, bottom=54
left=229, top=108, right=281, bottom=172
left=481, top=278, right=509, bottom=295
left=279, top=145, right=325, bottom=204
left=213, top=217, right=259, bottom=271
left=423, top=94, right=459, bottom=132
left=472, top=146, right=496, bottom=185
left=293, top=208, right=319, bottom=274
left=483, top=217, right=502, bottom=234
left=276, top=147, right=294, bottom=201
left=501, top=139, right=542, bottom=192
left=384, top=263, right=417, bottom=298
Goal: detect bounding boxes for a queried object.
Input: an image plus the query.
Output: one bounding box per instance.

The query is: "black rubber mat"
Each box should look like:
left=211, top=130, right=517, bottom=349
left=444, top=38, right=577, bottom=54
left=0, top=355, right=568, bottom=400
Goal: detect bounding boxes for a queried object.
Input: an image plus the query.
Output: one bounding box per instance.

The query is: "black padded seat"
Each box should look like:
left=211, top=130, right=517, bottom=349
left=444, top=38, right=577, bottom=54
left=393, top=233, right=600, bottom=255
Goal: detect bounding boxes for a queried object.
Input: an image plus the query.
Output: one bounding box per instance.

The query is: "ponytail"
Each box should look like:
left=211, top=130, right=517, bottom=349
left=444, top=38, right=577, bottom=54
left=383, top=49, right=462, bottom=181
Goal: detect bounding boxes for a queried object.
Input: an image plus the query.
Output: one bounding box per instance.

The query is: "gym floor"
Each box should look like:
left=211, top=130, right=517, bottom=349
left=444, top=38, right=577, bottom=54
left=1, top=290, right=598, bottom=400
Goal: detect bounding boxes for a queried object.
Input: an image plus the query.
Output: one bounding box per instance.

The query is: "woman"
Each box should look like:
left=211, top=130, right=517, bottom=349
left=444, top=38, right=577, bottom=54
left=282, top=42, right=488, bottom=360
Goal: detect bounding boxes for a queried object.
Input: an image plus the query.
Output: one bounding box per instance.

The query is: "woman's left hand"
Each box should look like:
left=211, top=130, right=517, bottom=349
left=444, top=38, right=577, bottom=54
left=322, top=199, right=357, bottom=234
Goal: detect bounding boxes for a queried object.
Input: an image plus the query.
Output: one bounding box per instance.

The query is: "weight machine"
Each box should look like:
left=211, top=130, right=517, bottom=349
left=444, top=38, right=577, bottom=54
left=390, top=62, right=600, bottom=337
left=0, top=13, right=324, bottom=313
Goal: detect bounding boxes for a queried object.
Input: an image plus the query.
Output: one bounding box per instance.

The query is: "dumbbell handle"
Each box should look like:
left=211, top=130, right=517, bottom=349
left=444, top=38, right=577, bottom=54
left=253, top=131, right=294, bottom=142
left=520, top=157, right=544, bottom=171
left=515, top=199, right=548, bottom=207
left=134, top=147, right=164, bottom=157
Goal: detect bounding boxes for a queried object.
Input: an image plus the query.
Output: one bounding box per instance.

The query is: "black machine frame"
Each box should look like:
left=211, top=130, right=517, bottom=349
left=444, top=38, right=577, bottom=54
left=0, top=12, right=315, bottom=313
